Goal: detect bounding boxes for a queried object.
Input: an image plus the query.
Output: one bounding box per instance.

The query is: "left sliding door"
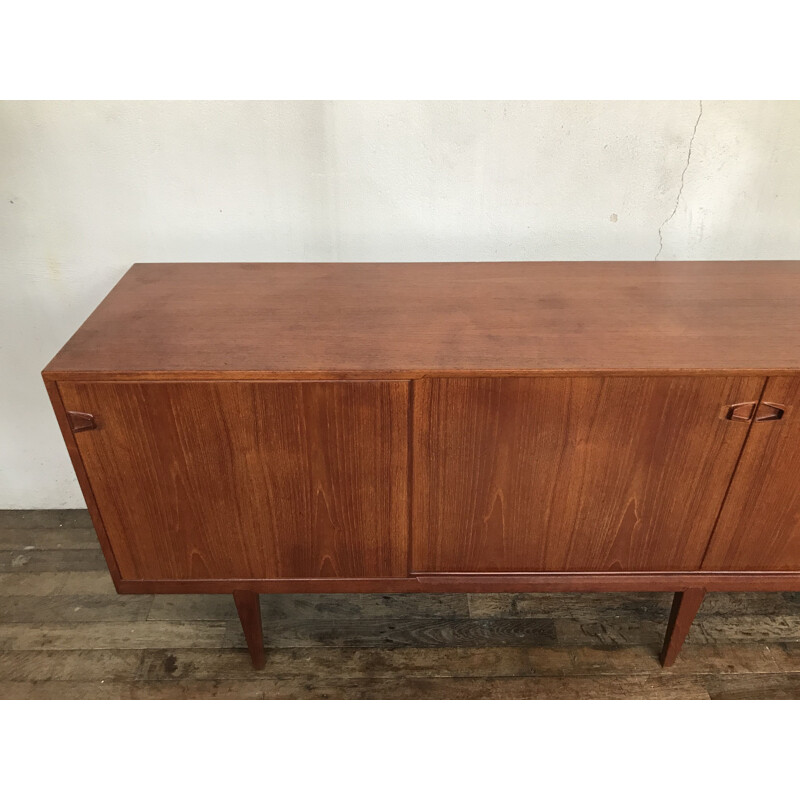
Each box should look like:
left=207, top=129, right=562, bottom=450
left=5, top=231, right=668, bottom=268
left=57, top=381, right=409, bottom=580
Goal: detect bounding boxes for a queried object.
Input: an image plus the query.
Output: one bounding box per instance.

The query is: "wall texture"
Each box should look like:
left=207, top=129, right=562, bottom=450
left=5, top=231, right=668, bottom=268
left=2, top=100, right=800, bottom=508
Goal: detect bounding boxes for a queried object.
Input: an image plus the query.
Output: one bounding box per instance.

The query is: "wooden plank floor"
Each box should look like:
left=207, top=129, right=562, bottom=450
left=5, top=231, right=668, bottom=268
left=2, top=510, right=800, bottom=699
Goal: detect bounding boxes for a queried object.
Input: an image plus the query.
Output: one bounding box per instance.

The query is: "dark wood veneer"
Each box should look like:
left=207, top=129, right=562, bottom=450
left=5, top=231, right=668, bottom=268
left=57, top=380, right=408, bottom=581
left=43, top=262, right=800, bottom=669
left=44, top=261, right=800, bottom=378
left=702, top=376, right=800, bottom=571
left=412, top=376, right=762, bottom=573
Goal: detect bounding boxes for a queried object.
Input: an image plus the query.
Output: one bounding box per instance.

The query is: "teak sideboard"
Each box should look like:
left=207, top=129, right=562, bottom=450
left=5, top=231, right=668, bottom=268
left=43, top=262, right=800, bottom=669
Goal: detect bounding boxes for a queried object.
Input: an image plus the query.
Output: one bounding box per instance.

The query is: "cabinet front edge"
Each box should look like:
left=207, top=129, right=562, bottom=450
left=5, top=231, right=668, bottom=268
left=114, top=572, right=800, bottom=594
left=42, top=368, right=800, bottom=382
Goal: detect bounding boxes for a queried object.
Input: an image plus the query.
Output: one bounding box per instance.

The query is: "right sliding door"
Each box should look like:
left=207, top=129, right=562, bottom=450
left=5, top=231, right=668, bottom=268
left=412, top=376, right=764, bottom=573
left=703, top=376, right=800, bottom=571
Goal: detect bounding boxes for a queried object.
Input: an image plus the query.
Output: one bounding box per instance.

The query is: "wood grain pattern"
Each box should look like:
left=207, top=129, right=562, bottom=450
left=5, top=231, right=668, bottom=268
left=130, top=643, right=783, bottom=680
left=704, top=674, right=800, bottom=700
left=687, top=615, right=800, bottom=644
left=0, top=571, right=116, bottom=596
left=148, top=592, right=470, bottom=621
left=0, top=621, right=229, bottom=650
left=246, top=616, right=559, bottom=649
left=43, top=261, right=800, bottom=378
left=703, top=376, right=800, bottom=571
left=413, top=376, right=764, bottom=573
left=467, top=592, right=673, bottom=620
left=0, top=650, right=145, bottom=682
left=0, top=643, right=779, bottom=684
left=0, top=675, right=713, bottom=699
left=58, top=380, right=408, bottom=580
left=467, top=591, right=800, bottom=619
left=0, top=594, right=154, bottom=623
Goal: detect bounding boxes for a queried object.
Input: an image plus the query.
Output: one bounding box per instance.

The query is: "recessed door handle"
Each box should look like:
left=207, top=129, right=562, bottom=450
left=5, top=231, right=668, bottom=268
left=755, top=402, right=785, bottom=422
left=67, top=411, right=96, bottom=433
left=722, top=402, right=756, bottom=422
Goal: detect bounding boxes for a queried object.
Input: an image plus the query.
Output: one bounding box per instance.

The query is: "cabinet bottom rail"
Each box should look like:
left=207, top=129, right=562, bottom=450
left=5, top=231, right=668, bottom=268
left=114, top=571, right=800, bottom=595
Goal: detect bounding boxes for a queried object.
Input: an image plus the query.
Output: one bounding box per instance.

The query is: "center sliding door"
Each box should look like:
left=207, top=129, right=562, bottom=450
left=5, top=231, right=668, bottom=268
left=412, top=376, right=763, bottom=573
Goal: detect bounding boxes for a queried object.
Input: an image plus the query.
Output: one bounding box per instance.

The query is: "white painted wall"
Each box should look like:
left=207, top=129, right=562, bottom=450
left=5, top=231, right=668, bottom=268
left=2, top=100, right=800, bottom=508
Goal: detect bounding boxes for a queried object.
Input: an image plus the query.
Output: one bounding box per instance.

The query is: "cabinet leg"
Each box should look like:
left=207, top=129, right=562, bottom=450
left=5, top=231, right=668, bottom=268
left=233, top=590, right=265, bottom=670
left=660, top=589, right=706, bottom=667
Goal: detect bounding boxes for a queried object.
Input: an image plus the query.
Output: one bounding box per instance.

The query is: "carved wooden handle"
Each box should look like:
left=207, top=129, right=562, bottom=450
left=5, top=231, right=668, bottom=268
left=66, top=411, right=96, bottom=433
left=755, top=402, right=785, bottom=422
left=722, top=402, right=756, bottom=422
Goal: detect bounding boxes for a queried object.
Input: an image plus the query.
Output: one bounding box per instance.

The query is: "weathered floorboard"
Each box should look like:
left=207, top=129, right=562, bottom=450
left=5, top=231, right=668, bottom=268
left=468, top=592, right=800, bottom=620
left=0, top=649, right=144, bottom=682
left=0, top=510, right=92, bottom=529
left=3, top=522, right=800, bottom=698
left=224, top=617, right=559, bottom=649
left=554, top=619, right=666, bottom=646
left=468, top=593, right=673, bottom=620
left=0, top=528, right=99, bottom=551
left=0, top=674, right=712, bottom=700
left=688, top=616, right=800, bottom=644
left=148, top=593, right=470, bottom=622
left=0, top=621, right=228, bottom=650
left=0, top=594, right=154, bottom=623
left=704, top=673, right=800, bottom=700
left=0, top=642, right=790, bottom=688
left=0, top=571, right=117, bottom=596
left=0, top=549, right=108, bottom=573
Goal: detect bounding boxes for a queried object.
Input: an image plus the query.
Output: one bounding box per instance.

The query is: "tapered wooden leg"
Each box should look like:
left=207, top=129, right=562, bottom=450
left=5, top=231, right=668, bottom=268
left=660, top=589, right=706, bottom=667
left=233, top=590, right=265, bottom=670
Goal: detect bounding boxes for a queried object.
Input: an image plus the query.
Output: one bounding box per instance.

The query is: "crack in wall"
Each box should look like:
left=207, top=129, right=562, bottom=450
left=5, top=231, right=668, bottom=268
left=655, top=100, right=704, bottom=261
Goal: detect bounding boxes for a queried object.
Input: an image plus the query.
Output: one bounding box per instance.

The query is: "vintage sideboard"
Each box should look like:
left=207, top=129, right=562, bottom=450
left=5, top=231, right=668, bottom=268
left=43, top=261, right=800, bottom=669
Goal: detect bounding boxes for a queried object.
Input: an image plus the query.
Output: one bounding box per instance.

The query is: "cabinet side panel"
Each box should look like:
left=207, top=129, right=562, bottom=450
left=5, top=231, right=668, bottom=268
left=413, top=376, right=765, bottom=573
left=703, top=375, right=800, bottom=570
left=57, top=381, right=409, bottom=580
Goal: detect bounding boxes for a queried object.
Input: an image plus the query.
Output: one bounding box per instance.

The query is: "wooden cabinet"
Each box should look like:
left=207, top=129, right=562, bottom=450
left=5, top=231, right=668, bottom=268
left=43, top=261, right=800, bottom=670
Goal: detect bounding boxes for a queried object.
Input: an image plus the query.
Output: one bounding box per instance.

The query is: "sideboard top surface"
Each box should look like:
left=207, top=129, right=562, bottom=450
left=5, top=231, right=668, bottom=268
left=44, top=261, right=800, bottom=378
